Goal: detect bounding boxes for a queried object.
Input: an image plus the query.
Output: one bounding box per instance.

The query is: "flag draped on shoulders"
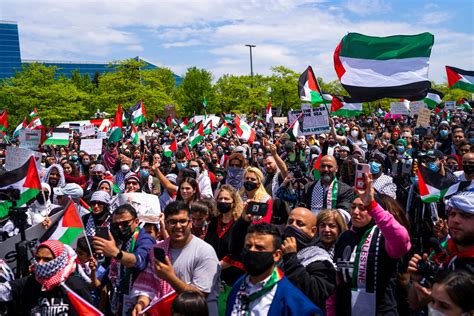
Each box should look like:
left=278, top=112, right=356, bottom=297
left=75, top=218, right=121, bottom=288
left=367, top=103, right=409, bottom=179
left=40, top=200, right=83, bottom=245
left=334, top=32, right=434, bottom=101
left=0, top=156, right=41, bottom=218
left=446, top=66, right=474, bottom=93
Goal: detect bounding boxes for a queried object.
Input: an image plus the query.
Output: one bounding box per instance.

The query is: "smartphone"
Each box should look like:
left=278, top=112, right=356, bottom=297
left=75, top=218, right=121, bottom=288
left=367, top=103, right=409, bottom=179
left=247, top=202, right=268, bottom=217
left=354, top=163, right=370, bottom=190
left=154, top=247, right=166, bottom=263
left=95, top=226, right=109, bottom=240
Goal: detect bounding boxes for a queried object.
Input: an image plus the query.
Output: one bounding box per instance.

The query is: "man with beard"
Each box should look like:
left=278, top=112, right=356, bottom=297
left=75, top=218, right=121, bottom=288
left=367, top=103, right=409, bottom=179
left=131, top=201, right=220, bottom=316
left=304, top=155, right=352, bottom=222
left=454, top=152, right=474, bottom=181
left=281, top=207, right=336, bottom=309
left=93, top=204, right=155, bottom=315
left=42, top=164, right=65, bottom=204
left=226, top=222, right=323, bottom=315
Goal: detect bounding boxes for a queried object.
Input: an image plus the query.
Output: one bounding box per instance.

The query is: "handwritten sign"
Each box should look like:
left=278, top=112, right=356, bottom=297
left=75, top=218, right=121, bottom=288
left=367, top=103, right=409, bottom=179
left=410, top=101, right=427, bottom=116
left=416, top=108, right=432, bottom=127
left=80, top=138, right=103, bottom=155
left=288, top=105, right=330, bottom=135
left=390, top=102, right=410, bottom=116
left=79, top=124, right=96, bottom=137
left=5, top=146, right=43, bottom=171
left=444, top=101, right=456, bottom=111
left=19, top=129, right=42, bottom=150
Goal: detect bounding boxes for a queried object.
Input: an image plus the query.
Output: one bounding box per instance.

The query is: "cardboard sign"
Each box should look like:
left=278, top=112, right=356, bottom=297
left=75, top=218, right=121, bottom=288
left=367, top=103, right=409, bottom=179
left=444, top=101, right=456, bottom=111
left=416, top=108, right=432, bottom=127
left=390, top=102, right=410, bottom=116
left=115, top=193, right=161, bottom=223
left=163, top=104, right=177, bottom=118
left=19, top=129, right=42, bottom=150
left=273, top=117, right=288, bottom=125
left=80, top=138, right=103, bottom=155
left=5, top=146, right=42, bottom=171
left=96, top=132, right=107, bottom=139
left=288, top=105, right=330, bottom=135
left=79, top=124, right=96, bottom=137
left=410, top=101, right=427, bottom=116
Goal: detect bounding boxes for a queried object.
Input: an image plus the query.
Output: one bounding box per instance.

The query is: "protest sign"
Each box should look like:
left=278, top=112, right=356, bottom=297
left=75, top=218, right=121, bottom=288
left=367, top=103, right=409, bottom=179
left=288, top=105, right=330, bottom=135
left=116, top=193, right=161, bottom=223
left=273, top=117, right=288, bottom=125
left=416, top=108, right=431, bottom=127
left=163, top=104, right=177, bottom=118
left=390, top=102, right=410, bottom=116
left=444, top=101, right=456, bottom=111
left=96, top=131, right=107, bottom=139
left=5, top=146, right=42, bottom=171
left=19, top=129, right=42, bottom=150
left=0, top=209, right=65, bottom=270
left=79, top=124, right=96, bottom=137
left=80, top=138, right=103, bottom=155
left=410, top=101, right=427, bottom=116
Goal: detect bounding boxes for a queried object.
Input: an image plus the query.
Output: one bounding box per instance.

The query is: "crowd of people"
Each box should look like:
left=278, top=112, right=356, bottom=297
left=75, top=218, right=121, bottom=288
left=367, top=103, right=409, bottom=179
left=0, top=108, right=473, bottom=316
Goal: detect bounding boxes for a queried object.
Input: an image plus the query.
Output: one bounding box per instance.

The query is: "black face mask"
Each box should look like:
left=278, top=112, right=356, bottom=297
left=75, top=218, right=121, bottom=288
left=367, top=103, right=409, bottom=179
left=216, top=201, right=232, bottom=214
left=92, top=175, right=102, bottom=184
left=111, top=223, right=133, bottom=242
left=36, top=192, right=49, bottom=205
left=92, top=207, right=109, bottom=222
left=241, top=249, right=275, bottom=276
left=282, top=225, right=313, bottom=251
left=212, top=158, right=218, bottom=164
left=243, top=181, right=258, bottom=191
left=463, top=164, right=474, bottom=175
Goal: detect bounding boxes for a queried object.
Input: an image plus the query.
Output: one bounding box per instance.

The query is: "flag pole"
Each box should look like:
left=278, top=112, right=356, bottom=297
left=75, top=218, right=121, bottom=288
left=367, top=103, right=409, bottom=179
left=276, top=112, right=304, bottom=146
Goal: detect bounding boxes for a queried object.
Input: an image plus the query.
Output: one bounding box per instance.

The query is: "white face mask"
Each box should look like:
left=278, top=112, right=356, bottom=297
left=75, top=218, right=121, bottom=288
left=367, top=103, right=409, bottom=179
left=427, top=304, right=446, bottom=316
left=351, top=130, right=359, bottom=138
left=121, top=164, right=130, bottom=174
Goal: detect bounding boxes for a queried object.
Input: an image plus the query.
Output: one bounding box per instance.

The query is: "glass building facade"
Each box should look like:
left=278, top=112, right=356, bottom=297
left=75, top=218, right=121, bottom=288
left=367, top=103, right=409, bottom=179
left=0, top=21, right=182, bottom=84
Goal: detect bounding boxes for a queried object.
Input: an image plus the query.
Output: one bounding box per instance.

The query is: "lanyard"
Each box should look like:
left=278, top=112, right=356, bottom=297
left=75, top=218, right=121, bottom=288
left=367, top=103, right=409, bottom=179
left=217, top=215, right=234, bottom=238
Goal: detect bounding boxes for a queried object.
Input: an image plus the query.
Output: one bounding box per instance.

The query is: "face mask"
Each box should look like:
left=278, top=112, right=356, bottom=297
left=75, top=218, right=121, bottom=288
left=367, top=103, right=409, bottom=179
left=82, top=160, right=90, bottom=166
left=140, top=169, right=149, bottom=178
left=257, top=157, right=264, bottom=165
left=366, top=134, right=374, bottom=141
left=439, top=130, right=449, bottom=137
left=396, top=145, right=405, bottom=154
left=111, top=223, right=133, bottom=242
left=428, top=162, right=440, bottom=173
left=462, top=164, right=474, bottom=175
left=243, top=181, right=258, bottom=191
left=283, top=225, right=312, bottom=251
left=92, top=175, right=102, bottom=184
left=351, top=130, right=359, bottom=138
left=216, top=201, right=232, bottom=214
left=445, top=164, right=457, bottom=172
left=369, top=161, right=381, bottom=174
left=427, top=303, right=446, bottom=316
left=229, top=146, right=235, bottom=151
left=241, top=249, right=275, bottom=276
left=121, top=164, right=130, bottom=174
left=191, top=167, right=200, bottom=175
left=91, top=207, right=108, bottom=221
left=328, top=140, right=336, bottom=146
left=177, top=162, right=188, bottom=170
left=212, top=158, right=218, bottom=164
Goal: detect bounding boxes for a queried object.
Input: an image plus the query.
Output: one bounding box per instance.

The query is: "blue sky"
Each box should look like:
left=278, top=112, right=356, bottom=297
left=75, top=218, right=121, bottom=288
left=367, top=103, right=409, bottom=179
left=2, top=0, right=473, bottom=83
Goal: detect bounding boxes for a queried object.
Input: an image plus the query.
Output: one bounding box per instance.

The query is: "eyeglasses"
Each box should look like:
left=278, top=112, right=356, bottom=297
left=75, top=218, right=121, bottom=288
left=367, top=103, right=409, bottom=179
left=113, top=218, right=135, bottom=228
left=166, top=219, right=190, bottom=226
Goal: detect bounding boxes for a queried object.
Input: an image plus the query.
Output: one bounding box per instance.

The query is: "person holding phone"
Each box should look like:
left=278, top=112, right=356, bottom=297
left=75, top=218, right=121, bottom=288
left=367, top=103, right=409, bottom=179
left=82, top=190, right=111, bottom=237
left=239, top=167, right=273, bottom=224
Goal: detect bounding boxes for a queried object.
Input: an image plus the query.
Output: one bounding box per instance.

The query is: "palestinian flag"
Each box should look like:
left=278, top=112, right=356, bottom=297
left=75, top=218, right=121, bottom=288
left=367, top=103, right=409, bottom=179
left=128, top=100, right=147, bottom=125
left=458, top=98, right=472, bottom=112
left=62, top=283, right=104, bottom=316
left=203, top=120, right=213, bottom=135
left=286, top=113, right=304, bottom=141
left=312, top=154, right=322, bottom=181
left=44, top=128, right=69, bottom=146
left=79, top=198, right=92, bottom=213
left=163, top=139, right=177, bottom=157
left=0, top=156, right=41, bottom=218
left=298, top=66, right=330, bottom=104
left=141, top=291, right=177, bottom=316
left=443, top=181, right=474, bottom=200
left=28, top=116, right=43, bottom=130
left=334, top=32, right=434, bottom=101
left=423, top=89, right=444, bottom=110
left=189, top=122, right=204, bottom=148
left=108, top=104, right=123, bottom=144
left=235, top=116, right=255, bottom=144
left=180, top=117, right=192, bottom=132
left=131, top=124, right=139, bottom=145
left=183, top=145, right=192, bottom=160
left=0, top=110, right=9, bottom=143
left=40, top=200, right=83, bottom=245
left=446, top=66, right=474, bottom=93
left=218, top=121, right=230, bottom=137
left=266, top=99, right=273, bottom=123
left=417, top=164, right=457, bottom=203
left=166, top=116, right=178, bottom=129
left=330, top=96, right=363, bottom=117
left=13, top=117, right=27, bottom=139
left=29, top=108, right=39, bottom=118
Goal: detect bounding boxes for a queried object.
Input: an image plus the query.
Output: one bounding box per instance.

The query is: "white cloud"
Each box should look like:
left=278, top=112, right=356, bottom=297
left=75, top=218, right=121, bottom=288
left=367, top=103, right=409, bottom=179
left=420, top=11, right=451, bottom=25
left=345, top=0, right=391, bottom=16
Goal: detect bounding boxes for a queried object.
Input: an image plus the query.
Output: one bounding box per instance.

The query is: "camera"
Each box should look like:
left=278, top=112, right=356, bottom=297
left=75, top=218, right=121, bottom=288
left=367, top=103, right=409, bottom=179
left=416, top=259, right=440, bottom=282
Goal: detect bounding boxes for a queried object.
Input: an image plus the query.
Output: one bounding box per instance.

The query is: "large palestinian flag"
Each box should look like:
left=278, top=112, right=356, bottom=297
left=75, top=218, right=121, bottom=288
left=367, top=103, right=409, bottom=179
left=417, top=164, right=458, bottom=203
left=446, top=66, right=474, bottom=93
left=334, top=32, right=434, bottom=101
left=330, top=96, right=363, bottom=117
left=0, top=156, right=41, bottom=218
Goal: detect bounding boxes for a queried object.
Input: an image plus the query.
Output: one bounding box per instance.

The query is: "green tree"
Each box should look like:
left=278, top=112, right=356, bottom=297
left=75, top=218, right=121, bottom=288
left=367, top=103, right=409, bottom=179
left=175, top=67, right=214, bottom=115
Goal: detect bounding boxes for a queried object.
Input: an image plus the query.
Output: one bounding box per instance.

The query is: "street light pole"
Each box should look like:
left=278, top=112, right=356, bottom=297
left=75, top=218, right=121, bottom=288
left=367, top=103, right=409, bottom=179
left=245, top=44, right=256, bottom=83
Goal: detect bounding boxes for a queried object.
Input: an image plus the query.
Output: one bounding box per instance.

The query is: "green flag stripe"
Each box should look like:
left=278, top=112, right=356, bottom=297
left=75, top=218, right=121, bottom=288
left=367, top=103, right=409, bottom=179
left=452, top=81, right=474, bottom=93
left=339, top=32, right=434, bottom=60
left=58, top=228, right=83, bottom=245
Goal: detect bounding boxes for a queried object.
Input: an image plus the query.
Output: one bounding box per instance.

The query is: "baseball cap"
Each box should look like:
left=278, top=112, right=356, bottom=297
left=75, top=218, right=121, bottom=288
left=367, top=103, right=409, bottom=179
left=425, top=149, right=444, bottom=159
left=53, top=183, right=83, bottom=199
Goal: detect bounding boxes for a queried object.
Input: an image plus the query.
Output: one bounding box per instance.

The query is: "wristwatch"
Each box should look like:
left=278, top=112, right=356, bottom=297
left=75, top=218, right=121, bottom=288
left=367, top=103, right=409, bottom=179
left=115, top=250, right=123, bottom=260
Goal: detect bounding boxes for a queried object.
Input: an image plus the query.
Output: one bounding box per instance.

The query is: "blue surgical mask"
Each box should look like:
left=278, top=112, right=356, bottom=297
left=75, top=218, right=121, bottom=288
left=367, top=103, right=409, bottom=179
left=177, top=162, right=188, bottom=170
left=396, top=145, right=405, bottom=154
left=440, top=130, right=449, bottom=137
left=428, top=162, right=440, bottom=173
left=410, top=176, right=418, bottom=185
left=191, top=167, right=200, bottom=175
left=369, top=161, right=381, bottom=174
left=140, top=169, right=149, bottom=178
left=366, top=134, right=374, bottom=141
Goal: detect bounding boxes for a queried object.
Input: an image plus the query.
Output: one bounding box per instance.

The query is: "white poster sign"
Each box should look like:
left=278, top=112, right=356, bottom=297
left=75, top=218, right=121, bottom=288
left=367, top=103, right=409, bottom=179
left=288, top=105, right=330, bottom=135
left=444, top=101, right=456, bottom=111
left=390, top=102, right=410, bottom=116
left=80, top=138, right=103, bottom=155
left=410, top=101, right=427, bottom=116
left=19, top=129, right=42, bottom=150
left=116, top=193, right=161, bottom=223
left=79, top=124, right=96, bottom=137
left=5, top=146, right=42, bottom=171
left=416, top=108, right=432, bottom=127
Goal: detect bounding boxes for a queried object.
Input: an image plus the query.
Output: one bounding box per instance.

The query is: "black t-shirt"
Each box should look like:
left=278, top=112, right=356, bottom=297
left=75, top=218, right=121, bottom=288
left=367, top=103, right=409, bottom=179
left=10, top=274, right=92, bottom=315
